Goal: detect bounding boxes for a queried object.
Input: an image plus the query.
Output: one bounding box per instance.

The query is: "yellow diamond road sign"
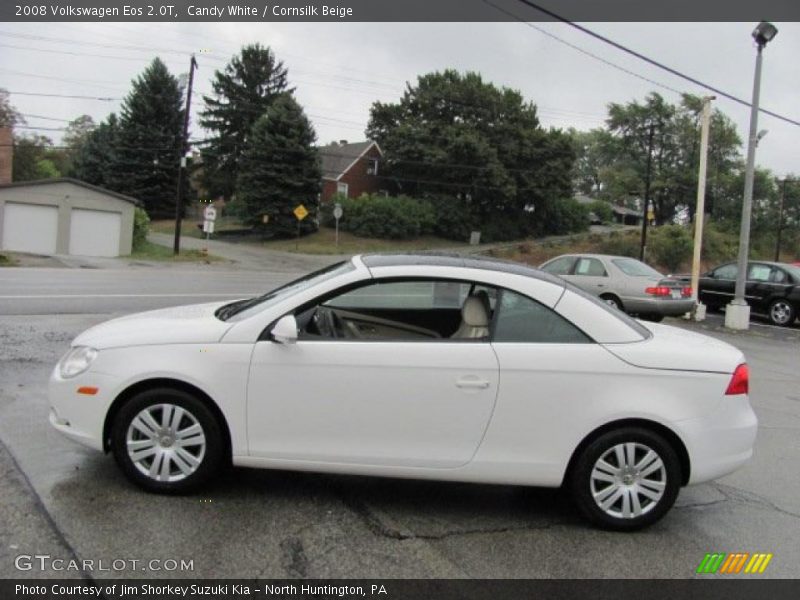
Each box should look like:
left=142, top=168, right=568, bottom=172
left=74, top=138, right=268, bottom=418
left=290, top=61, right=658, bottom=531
left=293, top=204, right=309, bottom=221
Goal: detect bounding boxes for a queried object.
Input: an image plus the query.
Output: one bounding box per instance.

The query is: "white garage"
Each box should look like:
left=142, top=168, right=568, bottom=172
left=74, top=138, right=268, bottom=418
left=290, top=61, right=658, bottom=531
left=0, top=178, right=140, bottom=257
left=1, top=202, right=59, bottom=255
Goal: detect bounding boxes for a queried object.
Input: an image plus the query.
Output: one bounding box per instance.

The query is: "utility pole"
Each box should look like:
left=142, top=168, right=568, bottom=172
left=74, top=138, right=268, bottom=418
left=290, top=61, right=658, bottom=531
left=639, top=122, right=655, bottom=262
left=690, top=96, right=715, bottom=321
left=727, top=21, right=778, bottom=330
left=774, top=178, right=787, bottom=261
left=173, top=54, right=198, bottom=255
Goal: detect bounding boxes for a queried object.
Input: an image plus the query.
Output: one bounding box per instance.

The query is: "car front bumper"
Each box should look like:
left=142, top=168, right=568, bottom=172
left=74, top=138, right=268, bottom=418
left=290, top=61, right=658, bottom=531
left=48, top=367, right=122, bottom=452
left=676, top=394, right=758, bottom=485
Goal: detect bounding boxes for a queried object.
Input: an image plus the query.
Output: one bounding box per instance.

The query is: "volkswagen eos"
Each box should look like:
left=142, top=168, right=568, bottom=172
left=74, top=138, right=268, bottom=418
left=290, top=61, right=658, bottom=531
left=49, top=254, right=757, bottom=530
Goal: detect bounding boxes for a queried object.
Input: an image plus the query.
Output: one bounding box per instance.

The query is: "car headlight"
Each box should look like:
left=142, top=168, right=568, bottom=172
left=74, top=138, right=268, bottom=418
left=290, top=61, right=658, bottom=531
left=58, top=346, right=98, bottom=379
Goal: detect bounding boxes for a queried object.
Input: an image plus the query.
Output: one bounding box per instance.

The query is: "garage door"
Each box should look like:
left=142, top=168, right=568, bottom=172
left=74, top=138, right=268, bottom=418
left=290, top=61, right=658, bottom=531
left=68, top=209, right=121, bottom=257
left=1, top=202, right=59, bottom=255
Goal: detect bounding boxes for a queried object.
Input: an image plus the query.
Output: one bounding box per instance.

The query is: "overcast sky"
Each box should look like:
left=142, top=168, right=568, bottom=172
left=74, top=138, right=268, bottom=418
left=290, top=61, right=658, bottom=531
left=1, top=21, right=798, bottom=178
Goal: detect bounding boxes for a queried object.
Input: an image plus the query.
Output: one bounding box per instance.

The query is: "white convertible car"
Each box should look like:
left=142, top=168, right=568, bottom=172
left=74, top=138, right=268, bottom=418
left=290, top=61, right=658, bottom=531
left=49, top=254, right=757, bottom=530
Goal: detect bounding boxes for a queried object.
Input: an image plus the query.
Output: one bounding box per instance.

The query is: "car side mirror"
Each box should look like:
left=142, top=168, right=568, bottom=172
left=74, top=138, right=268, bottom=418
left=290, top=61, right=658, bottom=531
left=270, top=315, right=298, bottom=344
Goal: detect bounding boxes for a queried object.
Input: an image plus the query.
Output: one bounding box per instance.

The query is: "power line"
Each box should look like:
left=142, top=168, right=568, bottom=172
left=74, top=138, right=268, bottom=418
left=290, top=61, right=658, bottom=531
left=501, top=0, right=800, bottom=128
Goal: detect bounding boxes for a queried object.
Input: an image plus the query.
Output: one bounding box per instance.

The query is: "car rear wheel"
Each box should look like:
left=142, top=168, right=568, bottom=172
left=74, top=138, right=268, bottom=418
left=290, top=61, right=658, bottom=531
left=768, top=299, right=796, bottom=327
left=111, top=388, right=223, bottom=493
left=600, top=294, right=623, bottom=311
left=570, top=427, right=681, bottom=530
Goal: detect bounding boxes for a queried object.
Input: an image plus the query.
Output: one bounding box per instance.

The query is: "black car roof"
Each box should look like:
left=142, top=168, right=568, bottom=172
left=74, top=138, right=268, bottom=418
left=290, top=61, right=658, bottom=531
left=360, top=253, right=565, bottom=286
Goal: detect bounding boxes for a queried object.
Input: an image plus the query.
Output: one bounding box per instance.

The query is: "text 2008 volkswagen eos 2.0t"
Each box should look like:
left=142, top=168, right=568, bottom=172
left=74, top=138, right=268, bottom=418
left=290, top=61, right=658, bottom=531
left=49, top=254, right=757, bottom=530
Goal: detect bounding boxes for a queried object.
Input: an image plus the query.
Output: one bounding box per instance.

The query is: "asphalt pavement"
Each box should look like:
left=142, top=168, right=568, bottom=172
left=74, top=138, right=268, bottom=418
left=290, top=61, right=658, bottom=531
left=1, top=265, right=799, bottom=579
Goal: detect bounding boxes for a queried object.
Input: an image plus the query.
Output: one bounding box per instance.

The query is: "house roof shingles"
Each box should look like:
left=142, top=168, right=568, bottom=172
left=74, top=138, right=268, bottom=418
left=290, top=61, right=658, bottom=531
left=318, top=141, right=377, bottom=180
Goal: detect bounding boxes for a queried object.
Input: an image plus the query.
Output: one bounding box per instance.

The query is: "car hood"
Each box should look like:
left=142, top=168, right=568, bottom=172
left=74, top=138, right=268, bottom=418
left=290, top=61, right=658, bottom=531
left=72, top=301, right=236, bottom=350
left=602, top=322, right=745, bottom=374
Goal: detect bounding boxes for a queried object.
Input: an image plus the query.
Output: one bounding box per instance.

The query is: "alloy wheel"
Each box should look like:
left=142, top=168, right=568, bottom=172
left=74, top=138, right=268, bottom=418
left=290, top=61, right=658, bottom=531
left=589, top=442, right=666, bottom=519
left=770, top=301, right=793, bottom=326
left=126, top=403, right=206, bottom=483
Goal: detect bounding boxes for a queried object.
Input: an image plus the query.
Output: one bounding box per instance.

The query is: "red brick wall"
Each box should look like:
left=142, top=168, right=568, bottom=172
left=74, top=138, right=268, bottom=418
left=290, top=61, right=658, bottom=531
left=0, top=127, right=12, bottom=185
left=321, top=145, right=384, bottom=203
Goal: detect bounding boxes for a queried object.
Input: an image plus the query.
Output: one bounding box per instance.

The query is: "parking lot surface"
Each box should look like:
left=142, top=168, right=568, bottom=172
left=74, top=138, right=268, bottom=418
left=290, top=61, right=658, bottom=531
left=1, top=267, right=799, bottom=579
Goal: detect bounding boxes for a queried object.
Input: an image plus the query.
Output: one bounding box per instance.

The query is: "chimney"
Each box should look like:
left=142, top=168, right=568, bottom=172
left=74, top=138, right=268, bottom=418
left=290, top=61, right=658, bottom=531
left=0, top=127, right=12, bottom=185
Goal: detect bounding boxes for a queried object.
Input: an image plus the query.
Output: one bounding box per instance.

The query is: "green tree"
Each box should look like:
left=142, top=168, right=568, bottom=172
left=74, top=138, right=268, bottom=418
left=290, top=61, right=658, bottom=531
left=12, top=135, right=62, bottom=181
left=0, top=88, right=24, bottom=127
left=366, top=70, right=575, bottom=241
left=58, top=114, right=96, bottom=173
left=237, top=94, right=320, bottom=237
left=200, top=44, right=291, bottom=201
left=114, top=58, right=185, bottom=218
left=69, top=114, right=121, bottom=188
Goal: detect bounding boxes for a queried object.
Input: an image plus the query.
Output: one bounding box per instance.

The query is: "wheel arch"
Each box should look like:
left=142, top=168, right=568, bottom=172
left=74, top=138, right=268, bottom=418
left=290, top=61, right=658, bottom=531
left=563, top=418, right=691, bottom=487
left=599, top=292, right=624, bottom=309
left=102, top=377, right=232, bottom=461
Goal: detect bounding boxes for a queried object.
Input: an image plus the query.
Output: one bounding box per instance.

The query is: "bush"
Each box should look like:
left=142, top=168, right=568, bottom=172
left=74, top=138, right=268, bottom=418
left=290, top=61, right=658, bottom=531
left=701, top=222, right=738, bottom=264
left=338, top=194, right=436, bottom=239
left=542, top=197, right=590, bottom=236
left=649, top=224, right=693, bottom=272
left=132, top=207, right=150, bottom=251
left=588, top=200, right=614, bottom=224
left=599, top=230, right=639, bottom=258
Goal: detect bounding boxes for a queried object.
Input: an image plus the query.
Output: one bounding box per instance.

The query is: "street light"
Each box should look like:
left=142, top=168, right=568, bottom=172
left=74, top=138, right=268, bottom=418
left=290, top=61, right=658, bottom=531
left=725, top=21, right=778, bottom=330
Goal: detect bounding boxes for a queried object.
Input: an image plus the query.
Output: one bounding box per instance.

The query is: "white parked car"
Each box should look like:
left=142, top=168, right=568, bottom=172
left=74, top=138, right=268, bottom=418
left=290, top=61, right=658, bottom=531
left=49, top=254, right=757, bottom=530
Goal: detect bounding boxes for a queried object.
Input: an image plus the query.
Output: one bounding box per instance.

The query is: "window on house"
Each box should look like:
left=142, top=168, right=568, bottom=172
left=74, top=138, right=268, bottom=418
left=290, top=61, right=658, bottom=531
left=337, top=182, right=349, bottom=198
left=367, top=158, right=379, bottom=176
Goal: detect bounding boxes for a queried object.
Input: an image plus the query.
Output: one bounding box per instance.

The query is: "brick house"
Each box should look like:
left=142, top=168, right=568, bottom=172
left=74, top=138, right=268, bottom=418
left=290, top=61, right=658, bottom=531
left=319, top=140, right=385, bottom=203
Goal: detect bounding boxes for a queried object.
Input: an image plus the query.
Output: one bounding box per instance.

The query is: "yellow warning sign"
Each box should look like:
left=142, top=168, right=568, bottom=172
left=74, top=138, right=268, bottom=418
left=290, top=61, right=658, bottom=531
left=293, top=204, right=309, bottom=221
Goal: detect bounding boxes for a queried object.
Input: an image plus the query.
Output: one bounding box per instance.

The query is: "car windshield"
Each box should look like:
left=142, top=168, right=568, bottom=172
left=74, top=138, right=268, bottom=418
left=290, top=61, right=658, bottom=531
left=216, top=260, right=355, bottom=322
left=612, top=258, right=664, bottom=278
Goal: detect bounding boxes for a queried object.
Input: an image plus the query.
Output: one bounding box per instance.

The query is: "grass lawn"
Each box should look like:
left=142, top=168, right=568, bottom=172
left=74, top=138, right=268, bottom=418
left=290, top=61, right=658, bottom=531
left=0, top=253, right=17, bottom=267
left=129, top=241, right=224, bottom=262
left=260, top=227, right=467, bottom=255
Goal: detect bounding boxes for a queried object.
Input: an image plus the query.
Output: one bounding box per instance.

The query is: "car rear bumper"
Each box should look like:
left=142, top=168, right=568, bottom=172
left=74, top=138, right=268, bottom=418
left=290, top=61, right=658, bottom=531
left=623, top=297, right=694, bottom=316
left=676, top=394, right=758, bottom=485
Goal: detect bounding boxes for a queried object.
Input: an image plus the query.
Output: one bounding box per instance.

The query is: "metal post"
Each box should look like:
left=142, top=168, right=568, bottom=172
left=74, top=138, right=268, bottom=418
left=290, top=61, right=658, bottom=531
left=690, top=97, right=714, bottom=321
left=173, top=54, right=198, bottom=255
left=639, top=122, right=655, bottom=262
left=726, top=45, right=764, bottom=330
left=774, top=178, right=787, bottom=261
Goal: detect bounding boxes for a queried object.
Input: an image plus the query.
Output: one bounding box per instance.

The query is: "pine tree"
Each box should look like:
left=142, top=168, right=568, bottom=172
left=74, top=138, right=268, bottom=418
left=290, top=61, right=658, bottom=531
left=237, top=94, right=320, bottom=237
left=200, top=44, right=291, bottom=201
left=69, top=114, right=119, bottom=188
left=114, top=58, right=185, bottom=218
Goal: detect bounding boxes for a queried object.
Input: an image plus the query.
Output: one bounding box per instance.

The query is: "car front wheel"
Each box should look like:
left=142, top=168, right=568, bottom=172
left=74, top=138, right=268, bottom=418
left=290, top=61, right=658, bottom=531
left=111, top=388, right=224, bottom=493
left=768, top=299, right=796, bottom=327
left=570, top=427, right=681, bottom=530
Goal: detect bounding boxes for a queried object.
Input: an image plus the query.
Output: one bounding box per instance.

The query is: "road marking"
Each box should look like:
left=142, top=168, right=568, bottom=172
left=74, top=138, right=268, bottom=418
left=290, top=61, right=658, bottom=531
left=0, top=293, right=258, bottom=299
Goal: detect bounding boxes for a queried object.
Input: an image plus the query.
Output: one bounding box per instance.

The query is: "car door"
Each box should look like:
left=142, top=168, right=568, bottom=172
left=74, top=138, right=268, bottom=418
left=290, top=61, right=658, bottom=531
left=700, top=263, right=737, bottom=307
left=746, top=263, right=777, bottom=313
left=246, top=278, right=500, bottom=468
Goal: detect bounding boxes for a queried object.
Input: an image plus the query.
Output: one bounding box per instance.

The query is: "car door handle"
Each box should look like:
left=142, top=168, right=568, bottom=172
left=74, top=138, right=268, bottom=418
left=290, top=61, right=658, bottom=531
left=456, top=377, right=490, bottom=389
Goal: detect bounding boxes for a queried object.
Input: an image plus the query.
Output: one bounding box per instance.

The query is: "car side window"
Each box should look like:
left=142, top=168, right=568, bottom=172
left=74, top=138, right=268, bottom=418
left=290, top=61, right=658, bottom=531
left=748, top=264, right=772, bottom=282
left=770, top=268, right=788, bottom=283
left=298, top=279, right=497, bottom=341
left=541, top=256, right=575, bottom=275
left=574, top=257, right=607, bottom=277
left=714, top=264, right=737, bottom=280
left=492, top=289, right=592, bottom=344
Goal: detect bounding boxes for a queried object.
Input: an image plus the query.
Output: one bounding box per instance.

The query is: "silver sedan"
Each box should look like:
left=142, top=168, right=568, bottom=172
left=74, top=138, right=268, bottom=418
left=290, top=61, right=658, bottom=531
left=539, top=254, right=694, bottom=322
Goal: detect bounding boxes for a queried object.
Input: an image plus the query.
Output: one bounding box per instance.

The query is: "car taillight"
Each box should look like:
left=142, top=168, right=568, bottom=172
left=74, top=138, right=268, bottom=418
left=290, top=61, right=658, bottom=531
left=681, top=286, right=692, bottom=297
left=645, top=286, right=671, bottom=296
left=725, top=364, right=749, bottom=395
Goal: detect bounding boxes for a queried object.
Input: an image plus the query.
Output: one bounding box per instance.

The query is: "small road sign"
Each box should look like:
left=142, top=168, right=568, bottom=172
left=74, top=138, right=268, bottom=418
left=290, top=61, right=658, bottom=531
left=204, top=206, right=217, bottom=221
left=333, top=203, right=343, bottom=220
left=202, top=220, right=215, bottom=234
left=294, top=204, right=309, bottom=221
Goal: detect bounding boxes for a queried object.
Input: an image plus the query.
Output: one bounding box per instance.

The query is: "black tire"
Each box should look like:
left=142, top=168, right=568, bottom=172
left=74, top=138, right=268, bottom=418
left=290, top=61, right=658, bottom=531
left=111, top=388, right=224, bottom=493
left=600, top=294, right=623, bottom=311
left=640, top=313, right=664, bottom=323
left=767, top=298, right=796, bottom=327
left=569, top=427, right=681, bottom=531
